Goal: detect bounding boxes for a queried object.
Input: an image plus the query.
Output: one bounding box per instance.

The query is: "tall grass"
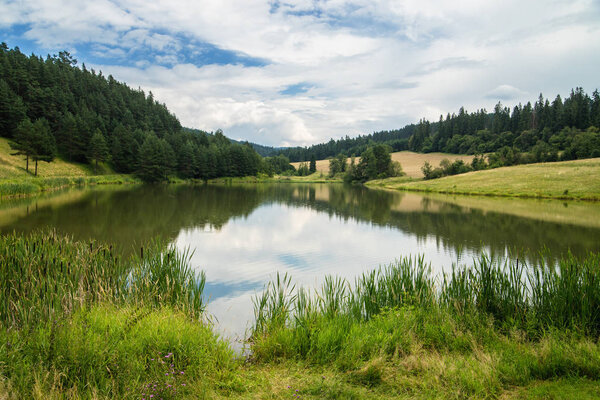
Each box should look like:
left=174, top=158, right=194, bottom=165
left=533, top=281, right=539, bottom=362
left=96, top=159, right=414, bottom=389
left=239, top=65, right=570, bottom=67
left=0, top=175, right=141, bottom=198
left=0, top=230, right=206, bottom=329
left=252, top=252, right=600, bottom=351
left=0, top=231, right=213, bottom=398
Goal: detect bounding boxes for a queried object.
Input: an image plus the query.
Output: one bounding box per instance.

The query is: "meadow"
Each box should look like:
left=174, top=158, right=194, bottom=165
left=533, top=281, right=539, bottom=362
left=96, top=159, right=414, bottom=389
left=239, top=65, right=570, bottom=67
left=1, top=231, right=599, bottom=399
left=292, top=151, right=475, bottom=178
left=0, top=138, right=139, bottom=198
left=368, top=158, right=600, bottom=201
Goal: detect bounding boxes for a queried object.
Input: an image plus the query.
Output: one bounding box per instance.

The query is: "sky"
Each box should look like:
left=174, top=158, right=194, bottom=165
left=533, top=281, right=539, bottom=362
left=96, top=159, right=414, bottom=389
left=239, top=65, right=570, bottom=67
left=1, top=0, right=599, bottom=147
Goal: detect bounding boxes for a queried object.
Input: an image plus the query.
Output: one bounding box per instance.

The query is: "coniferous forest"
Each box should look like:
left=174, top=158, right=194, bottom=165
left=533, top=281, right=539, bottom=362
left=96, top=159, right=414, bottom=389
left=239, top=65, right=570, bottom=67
left=277, top=89, right=600, bottom=164
left=0, top=43, right=262, bottom=182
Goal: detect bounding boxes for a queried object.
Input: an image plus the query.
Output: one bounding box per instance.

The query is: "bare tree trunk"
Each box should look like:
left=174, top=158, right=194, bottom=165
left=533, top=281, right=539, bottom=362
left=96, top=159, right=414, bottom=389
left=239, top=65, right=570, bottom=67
left=26, top=155, right=29, bottom=172
left=35, top=160, right=38, bottom=176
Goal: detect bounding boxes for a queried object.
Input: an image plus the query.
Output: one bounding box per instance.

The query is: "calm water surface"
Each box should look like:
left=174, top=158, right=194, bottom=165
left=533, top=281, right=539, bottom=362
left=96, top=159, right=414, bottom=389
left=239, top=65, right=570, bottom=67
left=2, top=183, right=600, bottom=344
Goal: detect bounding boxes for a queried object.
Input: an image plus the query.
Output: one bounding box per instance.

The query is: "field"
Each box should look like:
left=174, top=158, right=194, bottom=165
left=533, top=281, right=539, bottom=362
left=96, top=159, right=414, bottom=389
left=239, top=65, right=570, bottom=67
left=292, top=151, right=474, bottom=178
left=369, top=158, right=600, bottom=201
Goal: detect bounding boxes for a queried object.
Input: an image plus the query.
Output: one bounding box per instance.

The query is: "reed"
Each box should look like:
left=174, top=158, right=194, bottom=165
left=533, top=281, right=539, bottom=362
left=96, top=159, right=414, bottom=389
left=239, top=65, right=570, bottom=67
left=0, top=230, right=206, bottom=329
left=251, top=252, right=600, bottom=360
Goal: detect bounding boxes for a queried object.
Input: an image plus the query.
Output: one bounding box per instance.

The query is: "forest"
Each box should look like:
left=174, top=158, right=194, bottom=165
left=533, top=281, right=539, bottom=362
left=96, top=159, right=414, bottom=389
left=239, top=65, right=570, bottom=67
left=0, top=43, right=263, bottom=182
left=276, top=88, right=600, bottom=165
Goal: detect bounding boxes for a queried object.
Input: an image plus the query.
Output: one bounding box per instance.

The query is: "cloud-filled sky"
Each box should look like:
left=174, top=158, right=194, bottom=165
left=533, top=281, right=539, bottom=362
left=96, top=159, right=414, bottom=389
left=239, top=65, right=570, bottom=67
left=1, top=0, right=599, bottom=146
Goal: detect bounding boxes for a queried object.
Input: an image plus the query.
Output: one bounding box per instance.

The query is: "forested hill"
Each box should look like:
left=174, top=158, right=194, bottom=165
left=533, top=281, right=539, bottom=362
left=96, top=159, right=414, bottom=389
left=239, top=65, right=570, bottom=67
left=0, top=43, right=262, bottom=181
left=276, top=125, right=416, bottom=162
left=277, top=88, right=600, bottom=163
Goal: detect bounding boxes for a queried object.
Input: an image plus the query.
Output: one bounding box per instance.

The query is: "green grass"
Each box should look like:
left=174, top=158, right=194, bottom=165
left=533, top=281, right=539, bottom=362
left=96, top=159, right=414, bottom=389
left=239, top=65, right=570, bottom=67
left=367, top=158, right=600, bottom=201
left=246, top=253, right=600, bottom=399
left=0, top=175, right=141, bottom=199
left=0, top=231, right=206, bottom=328
left=0, top=137, right=96, bottom=179
left=0, top=137, right=140, bottom=198
left=1, top=232, right=599, bottom=399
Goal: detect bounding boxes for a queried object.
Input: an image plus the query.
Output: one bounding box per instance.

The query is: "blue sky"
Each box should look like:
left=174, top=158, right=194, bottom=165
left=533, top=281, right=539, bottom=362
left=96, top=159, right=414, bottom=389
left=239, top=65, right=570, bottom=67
left=1, top=0, right=599, bottom=146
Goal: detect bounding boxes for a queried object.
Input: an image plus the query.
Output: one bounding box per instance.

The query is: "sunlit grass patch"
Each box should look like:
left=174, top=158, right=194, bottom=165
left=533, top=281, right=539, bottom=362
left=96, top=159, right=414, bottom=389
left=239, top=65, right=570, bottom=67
left=369, top=158, right=600, bottom=200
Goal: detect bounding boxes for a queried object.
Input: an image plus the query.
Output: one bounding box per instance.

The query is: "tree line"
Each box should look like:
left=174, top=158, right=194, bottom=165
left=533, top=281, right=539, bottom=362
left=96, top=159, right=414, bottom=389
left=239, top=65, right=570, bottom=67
left=408, top=87, right=600, bottom=159
left=275, top=126, right=415, bottom=162
left=0, top=43, right=263, bottom=182
left=273, top=88, right=600, bottom=165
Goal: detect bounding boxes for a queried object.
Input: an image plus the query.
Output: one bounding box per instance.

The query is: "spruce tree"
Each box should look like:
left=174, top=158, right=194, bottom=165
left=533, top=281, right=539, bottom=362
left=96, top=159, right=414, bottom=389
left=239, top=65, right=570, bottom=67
left=89, top=129, right=108, bottom=174
left=309, top=154, right=316, bottom=173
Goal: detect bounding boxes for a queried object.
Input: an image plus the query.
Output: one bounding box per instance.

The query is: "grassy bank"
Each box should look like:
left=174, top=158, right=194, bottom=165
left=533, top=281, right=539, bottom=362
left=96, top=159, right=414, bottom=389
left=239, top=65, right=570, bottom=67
left=1, top=231, right=599, bottom=398
left=0, top=175, right=141, bottom=199
left=368, top=158, right=600, bottom=201
left=0, top=138, right=140, bottom=198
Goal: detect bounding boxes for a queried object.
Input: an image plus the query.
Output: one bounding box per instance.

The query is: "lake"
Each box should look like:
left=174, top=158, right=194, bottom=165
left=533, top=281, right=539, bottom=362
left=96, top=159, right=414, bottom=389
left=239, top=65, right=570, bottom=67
left=2, top=183, right=600, bottom=345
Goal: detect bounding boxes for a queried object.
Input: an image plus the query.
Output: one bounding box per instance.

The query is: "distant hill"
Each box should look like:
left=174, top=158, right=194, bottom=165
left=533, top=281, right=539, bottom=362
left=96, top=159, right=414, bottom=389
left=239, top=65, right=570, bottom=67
left=183, top=127, right=281, bottom=157
left=274, top=125, right=416, bottom=162
left=229, top=138, right=281, bottom=157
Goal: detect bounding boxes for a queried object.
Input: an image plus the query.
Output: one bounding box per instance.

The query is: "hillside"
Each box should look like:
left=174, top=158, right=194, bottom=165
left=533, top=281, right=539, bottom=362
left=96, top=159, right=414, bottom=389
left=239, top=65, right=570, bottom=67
left=292, top=151, right=474, bottom=178
left=0, top=137, right=93, bottom=179
left=0, top=44, right=263, bottom=183
left=368, top=158, right=600, bottom=200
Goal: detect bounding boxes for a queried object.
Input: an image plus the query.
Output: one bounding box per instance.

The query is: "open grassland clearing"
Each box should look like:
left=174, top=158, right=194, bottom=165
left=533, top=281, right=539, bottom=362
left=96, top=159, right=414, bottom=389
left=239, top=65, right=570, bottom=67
left=1, top=231, right=599, bottom=399
left=292, top=151, right=474, bottom=178
left=0, top=137, right=93, bottom=179
left=369, top=158, right=600, bottom=201
left=0, top=138, right=138, bottom=198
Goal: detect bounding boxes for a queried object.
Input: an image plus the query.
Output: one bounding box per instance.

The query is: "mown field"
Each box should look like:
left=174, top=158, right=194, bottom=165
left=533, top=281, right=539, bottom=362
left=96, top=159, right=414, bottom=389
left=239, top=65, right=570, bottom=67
left=1, top=231, right=599, bottom=399
left=368, top=158, right=600, bottom=201
left=292, top=151, right=474, bottom=178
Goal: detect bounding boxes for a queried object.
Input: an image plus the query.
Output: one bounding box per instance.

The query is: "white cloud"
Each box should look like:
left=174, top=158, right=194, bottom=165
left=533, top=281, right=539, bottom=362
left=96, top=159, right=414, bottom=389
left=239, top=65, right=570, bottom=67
left=1, top=0, right=600, bottom=145
left=486, top=85, right=528, bottom=102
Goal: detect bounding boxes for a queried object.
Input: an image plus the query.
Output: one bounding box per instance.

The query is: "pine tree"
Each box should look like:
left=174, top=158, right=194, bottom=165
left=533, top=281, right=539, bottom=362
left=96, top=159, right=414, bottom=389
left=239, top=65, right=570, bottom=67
left=89, top=129, right=108, bottom=174
left=30, top=118, right=57, bottom=176
left=10, top=118, right=35, bottom=173
left=309, top=154, right=316, bottom=173
left=0, top=79, right=26, bottom=137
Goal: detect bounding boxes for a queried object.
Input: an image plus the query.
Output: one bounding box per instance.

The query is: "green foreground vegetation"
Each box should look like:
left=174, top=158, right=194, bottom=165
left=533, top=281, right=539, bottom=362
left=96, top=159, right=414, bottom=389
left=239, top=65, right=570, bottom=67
left=1, top=231, right=599, bottom=399
left=368, top=158, right=600, bottom=201
left=0, top=174, right=140, bottom=199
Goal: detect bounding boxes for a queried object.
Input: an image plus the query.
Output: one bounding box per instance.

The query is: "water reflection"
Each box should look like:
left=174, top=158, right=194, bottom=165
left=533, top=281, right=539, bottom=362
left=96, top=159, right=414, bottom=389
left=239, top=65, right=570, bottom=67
left=2, top=183, right=600, bottom=343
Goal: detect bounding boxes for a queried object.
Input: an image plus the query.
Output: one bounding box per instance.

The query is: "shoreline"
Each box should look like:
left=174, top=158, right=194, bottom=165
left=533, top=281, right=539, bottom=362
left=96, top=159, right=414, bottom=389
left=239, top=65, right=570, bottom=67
left=0, top=174, right=141, bottom=200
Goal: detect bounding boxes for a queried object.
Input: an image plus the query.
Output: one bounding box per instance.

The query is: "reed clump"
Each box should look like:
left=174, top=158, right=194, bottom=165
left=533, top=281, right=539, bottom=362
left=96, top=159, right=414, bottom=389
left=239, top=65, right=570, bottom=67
left=251, top=253, right=600, bottom=363
left=0, top=231, right=206, bottom=329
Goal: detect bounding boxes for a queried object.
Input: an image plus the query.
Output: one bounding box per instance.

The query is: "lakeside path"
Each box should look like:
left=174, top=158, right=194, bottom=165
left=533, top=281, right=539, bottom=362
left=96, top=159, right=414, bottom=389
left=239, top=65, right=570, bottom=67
left=366, top=158, right=600, bottom=201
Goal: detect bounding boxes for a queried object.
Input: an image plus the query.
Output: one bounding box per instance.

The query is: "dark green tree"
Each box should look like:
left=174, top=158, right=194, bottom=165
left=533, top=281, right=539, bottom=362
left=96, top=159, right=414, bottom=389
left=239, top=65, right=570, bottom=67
left=0, top=79, right=26, bottom=137
left=309, top=154, right=316, bottom=173
left=89, top=129, right=108, bottom=174
left=10, top=118, right=35, bottom=173
left=30, top=118, right=57, bottom=176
